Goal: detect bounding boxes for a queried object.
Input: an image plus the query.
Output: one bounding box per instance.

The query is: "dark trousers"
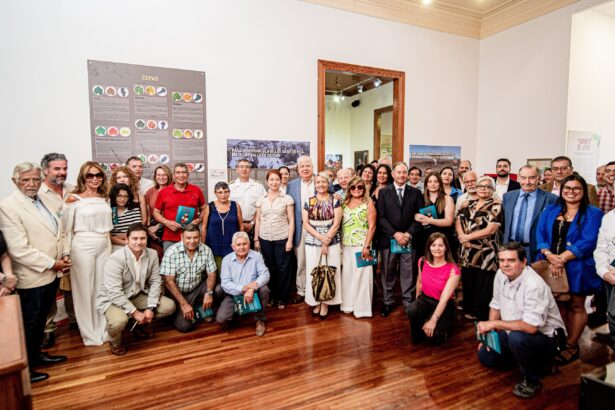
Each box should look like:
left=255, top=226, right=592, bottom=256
left=606, top=284, right=615, bottom=349
left=216, top=285, right=270, bottom=323
left=18, top=279, right=59, bottom=364
left=461, top=267, right=494, bottom=320
left=407, top=294, right=455, bottom=344
left=381, top=249, right=415, bottom=309
left=259, top=238, right=292, bottom=303
left=478, top=330, right=557, bottom=383
left=171, top=281, right=223, bottom=333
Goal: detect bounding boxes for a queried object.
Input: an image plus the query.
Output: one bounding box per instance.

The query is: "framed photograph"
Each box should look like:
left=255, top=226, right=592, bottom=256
left=325, top=154, right=343, bottom=172
left=354, top=150, right=369, bottom=168
left=527, top=158, right=552, bottom=171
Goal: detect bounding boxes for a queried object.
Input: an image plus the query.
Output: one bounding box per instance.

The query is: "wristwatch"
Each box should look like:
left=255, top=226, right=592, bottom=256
left=206, top=290, right=214, bottom=296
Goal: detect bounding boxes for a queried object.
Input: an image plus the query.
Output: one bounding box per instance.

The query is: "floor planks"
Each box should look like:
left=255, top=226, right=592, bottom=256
left=32, top=303, right=612, bottom=409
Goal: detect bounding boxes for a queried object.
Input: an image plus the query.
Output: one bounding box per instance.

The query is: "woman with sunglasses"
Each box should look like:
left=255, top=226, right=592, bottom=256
left=64, top=161, right=113, bottom=346
left=109, top=166, right=148, bottom=225
left=536, top=175, right=603, bottom=364
left=456, top=176, right=502, bottom=322
left=202, top=182, right=244, bottom=274
left=109, top=184, right=142, bottom=252
left=341, top=177, right=376, bottom=317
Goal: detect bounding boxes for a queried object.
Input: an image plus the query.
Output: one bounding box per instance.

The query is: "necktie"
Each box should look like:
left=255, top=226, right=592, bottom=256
left=397, top=188, right=403, bottom=206
left=514, top=193, right=529, bottom=243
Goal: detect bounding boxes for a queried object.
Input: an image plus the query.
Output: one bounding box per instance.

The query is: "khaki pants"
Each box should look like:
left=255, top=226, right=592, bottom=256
left=104, top=293, right=175, bottom=345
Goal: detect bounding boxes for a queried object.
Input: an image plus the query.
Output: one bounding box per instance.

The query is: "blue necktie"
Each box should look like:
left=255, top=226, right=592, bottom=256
left=514, top=193, right=529, bottom=243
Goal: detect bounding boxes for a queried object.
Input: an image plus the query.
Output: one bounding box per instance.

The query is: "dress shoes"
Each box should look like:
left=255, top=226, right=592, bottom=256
left=36, top=352, right=67, bottom=365
left=30, top=371, right=49, bottom=383
left=255, top=320, right=266, bottom=336
left=291, top=294, right=304, bottom=304
left=381, top=304, right=394, bottom=317
left=41, top=331, right=55, bottom=349
left=109, top=342, right=127, bottom=356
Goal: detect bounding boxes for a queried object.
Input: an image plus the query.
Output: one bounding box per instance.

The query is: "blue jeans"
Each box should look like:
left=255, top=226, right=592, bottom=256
left=478, top=330, right=557, bottom=383
left=259, top=238, right=292, bottom=303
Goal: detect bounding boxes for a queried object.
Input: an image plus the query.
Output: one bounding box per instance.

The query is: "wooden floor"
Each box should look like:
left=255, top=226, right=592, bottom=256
left=33, top=303, right=611, bottom=409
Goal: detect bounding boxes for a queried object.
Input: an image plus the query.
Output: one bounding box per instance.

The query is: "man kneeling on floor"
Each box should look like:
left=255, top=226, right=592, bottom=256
left=477, top=242, right=566, bottom=399
left=217, top=231, right=270, bottom=336
left=161, top=224, right=223, bottom=332
left=98, top=223, right=176, bottom=355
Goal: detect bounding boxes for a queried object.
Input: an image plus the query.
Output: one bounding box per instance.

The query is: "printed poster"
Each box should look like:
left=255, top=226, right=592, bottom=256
left=566, top=130, right=601, bottom=184
left=87, top=60, right=207, bottom=191
left=227, top=139, right=310, bottom=184
left=325, top=154, right=343, bottom=172
left=408, top=145, right=461, bottom=174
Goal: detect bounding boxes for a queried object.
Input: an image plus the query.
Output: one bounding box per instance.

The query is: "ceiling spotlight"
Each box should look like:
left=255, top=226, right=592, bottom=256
left=374, top=78, right=382, bottom=87
left=334, top=94, right=340, bottom=103
left=358, top=84, right=363, bottom=93
left=422, top=0, right=432, bottom=5
left=341, top=94, right=345, bottom=101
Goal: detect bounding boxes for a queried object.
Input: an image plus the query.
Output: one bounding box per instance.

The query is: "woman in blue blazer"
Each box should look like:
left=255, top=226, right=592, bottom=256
left=536, top=175, right=603, bottom=364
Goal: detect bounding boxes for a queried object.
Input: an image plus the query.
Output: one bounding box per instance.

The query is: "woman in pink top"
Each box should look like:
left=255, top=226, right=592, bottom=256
left=407, top=232, right=460, bottom=344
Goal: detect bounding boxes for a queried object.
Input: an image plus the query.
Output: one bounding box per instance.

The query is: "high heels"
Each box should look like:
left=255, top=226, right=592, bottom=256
left=319, top=305, right=329, bottom=320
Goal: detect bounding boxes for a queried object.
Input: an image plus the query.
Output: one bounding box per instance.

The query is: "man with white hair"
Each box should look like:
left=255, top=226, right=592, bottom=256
left=216, top=232, right=270, bottom=336
left=286, top=155, right=314, bottom=303
left=455, top=171, right=478, bottom=214
left=0, top=162, right=71, bottom=382
left=334, top=168, right=351, bottom=199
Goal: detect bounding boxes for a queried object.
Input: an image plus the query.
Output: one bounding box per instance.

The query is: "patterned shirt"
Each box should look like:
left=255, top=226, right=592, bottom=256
left=160, top=242, right=217, bottom=293
left=598, top=185, right=615, bottom=214
left=342, top=202, right=368, bottom=247
left=303, top=195, right=341, bottom=247
left=457, top=198, right=502, bottom=272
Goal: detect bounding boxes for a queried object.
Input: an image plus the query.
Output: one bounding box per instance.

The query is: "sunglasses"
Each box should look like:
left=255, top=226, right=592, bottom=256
left=85, top=172, right=104, bottom=180
left=349, top=185, right=365, bottom=191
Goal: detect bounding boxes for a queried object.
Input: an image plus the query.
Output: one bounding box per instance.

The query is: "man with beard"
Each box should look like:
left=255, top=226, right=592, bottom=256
left=493, top=158, right=520, bottom=200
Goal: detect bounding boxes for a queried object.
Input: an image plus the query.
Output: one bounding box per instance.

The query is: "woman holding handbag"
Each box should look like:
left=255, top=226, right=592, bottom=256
left=536, top=175, right=603, bottom=364
left=407, top=232, right=460, bottom=344
left=303, top=172, right=343, bottom=319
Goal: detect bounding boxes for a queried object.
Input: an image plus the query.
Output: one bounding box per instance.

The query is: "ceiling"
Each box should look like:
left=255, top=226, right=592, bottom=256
left=594, top=0, right=615, bottom=18
left=325, top=70, right=393, bottom=96
left=302, top=0, right=579, bottom=38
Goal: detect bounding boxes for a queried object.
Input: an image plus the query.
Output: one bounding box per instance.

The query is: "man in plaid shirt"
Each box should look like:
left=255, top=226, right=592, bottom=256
left=598, top=161, right=615, bottom=214
left=161, top=224, right=223, bottom=332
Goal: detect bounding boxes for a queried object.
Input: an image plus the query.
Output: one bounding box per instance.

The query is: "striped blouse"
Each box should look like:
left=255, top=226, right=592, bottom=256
left=111, top=207, right=142, bottom=235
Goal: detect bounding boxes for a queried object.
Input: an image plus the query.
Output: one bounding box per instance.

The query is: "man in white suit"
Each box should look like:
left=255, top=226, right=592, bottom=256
left=0, top=162, right=71, bottom=383
left=97, top=222, right=175, bottom=355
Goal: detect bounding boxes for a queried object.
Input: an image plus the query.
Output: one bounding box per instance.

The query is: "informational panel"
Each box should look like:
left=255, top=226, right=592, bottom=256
left=566, top=130, right=601, bottom=184
left=226, top=139, right=310, bottom=184
left=87, top=60, right=207, bottom=191
left=409, top=145, right=461, bottom=173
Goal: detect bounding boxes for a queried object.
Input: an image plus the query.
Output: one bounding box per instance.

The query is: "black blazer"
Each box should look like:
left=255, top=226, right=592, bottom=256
left=376, top=184, right=425, bottom=249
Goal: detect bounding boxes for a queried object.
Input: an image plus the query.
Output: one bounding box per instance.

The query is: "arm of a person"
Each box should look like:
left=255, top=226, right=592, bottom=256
left=376, top=191, right=397, bottom=238
left=164, top=275, right=189, bottom=307
left=535, top=208, right=552, bottom=256
left=110, top=234, right=127, bottom=246
left=201, top=205, right=210, bottom=243
left=595, top=214, right=615, bottom=282
left=465, top=222, right=499, bottom=241
left=139, top=195, right=149, bottom=225
left=406, top=194, right=426, bottom=236
left=192, top=201, right=207, bottom=227
left=236, top=204, right=244, bottom=232
left=415, top=266, right=422, bottom=299
left=153, top=208, right=166, bottom=224
left=480, top=319, right=538, bottom=334
left=254, top=253, right=270, bottom=288
left=566, top=208, right=604, bottom=259
left=455, top=216, right=464, bottom=238
left=326, top=205, right=343, bottom=240
left=431, top=273, right=460, bottom=320
left=302, top=208, right=323, bottom=240
left=146, top=256, right=162, bottom=309
left=428, top=196, right=455, bottom=228
left=220, top=258, right=243, bottom=295
left=364, top=200, right=377, bottom=250
left=253, top=207, right=261, bottom=248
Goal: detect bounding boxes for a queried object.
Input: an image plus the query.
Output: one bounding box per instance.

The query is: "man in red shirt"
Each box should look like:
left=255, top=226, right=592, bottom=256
left=154, top=163, right=206, bottom=252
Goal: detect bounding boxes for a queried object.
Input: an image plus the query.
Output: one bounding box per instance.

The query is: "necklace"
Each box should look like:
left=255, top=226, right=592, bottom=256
left=216, top=204, right=230, bottom=236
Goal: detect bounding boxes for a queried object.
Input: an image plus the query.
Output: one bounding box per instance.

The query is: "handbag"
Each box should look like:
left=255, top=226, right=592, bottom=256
left=311, top=255, right=337, bottom=302
left=233, top=293, right=262, bottom=315
left=530, top=260, right=570, bottom=302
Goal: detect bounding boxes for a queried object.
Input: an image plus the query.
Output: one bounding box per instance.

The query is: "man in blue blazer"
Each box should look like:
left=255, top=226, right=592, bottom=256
left=503, top=165, right=558, bottom=261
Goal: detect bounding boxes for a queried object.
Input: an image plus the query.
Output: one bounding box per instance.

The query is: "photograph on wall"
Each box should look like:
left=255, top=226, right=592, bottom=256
left=527, top=158, right=552, bottom=172
left=325, top=154, right=343, bottom=172
left=227, top=139, right=310, bottom=184
left=566, top=130, right=601, bottom=184
left=408, top=144, right=461, bottom=174
left=87, top=60, right=207, bottom=191
left=354, top=150, right=369, bottom=168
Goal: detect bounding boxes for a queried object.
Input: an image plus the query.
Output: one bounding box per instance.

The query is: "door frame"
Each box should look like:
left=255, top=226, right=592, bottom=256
left=317, top=59, right=405, bottom=171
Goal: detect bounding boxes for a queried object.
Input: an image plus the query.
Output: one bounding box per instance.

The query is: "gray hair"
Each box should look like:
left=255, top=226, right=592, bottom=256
left=12, top=162, right=43, bottom=182
left=297, top=155, right=313, bottom=166
left=462, top=171, right=477, bottom=183
left=337, top=168, right=350, bottom=178
left=232, top=231, right=249, bottom=244
left=518, top=165, right=539, bottom=175
left=40, top=153, right=67, bottom=169
left=315, top=171, right=330, bottom=183
left=477, top=175, right=495, bottom=189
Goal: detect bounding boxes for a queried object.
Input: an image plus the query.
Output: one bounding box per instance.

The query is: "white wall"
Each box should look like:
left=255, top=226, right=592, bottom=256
left=476, top=0, right=606, bottom=176
left=567, top=8, right=615, bottom=171
left=325, top=95, right=352, bottom=168
left=0, top=0, right=479, bottom=199
left=349, top=82, right=393, bottom=158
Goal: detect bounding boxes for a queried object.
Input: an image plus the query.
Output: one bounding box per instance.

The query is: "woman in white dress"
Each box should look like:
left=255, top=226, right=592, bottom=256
left=65, top=161, right=113, bottom=346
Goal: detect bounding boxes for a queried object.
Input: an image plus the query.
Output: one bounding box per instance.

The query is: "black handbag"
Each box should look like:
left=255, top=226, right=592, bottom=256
left=311, top=255, right=336, bottom=302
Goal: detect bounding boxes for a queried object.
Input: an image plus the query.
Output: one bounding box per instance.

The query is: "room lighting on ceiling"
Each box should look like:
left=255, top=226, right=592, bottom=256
left=422, top=0, right=432, bottom=5
left=374, top=78, right=382, bottom=87
left=358, top=84, right=363, bottom=93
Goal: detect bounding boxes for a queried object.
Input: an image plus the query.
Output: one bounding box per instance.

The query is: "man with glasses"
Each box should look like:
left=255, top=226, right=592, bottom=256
left=229, top=159, right=265, bottom=246
left=502, top=166, right=558, bottom=261
left=455, top=171, right=478, bottom=214
left=154, top=163, right=206, bottom=252
left=598, top=161, right=615, bottom=214
left=539, top=156, right=598, bottom=206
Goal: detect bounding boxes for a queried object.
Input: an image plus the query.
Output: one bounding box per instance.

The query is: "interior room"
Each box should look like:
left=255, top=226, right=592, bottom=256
left=1, top=0, right=614, bottom=408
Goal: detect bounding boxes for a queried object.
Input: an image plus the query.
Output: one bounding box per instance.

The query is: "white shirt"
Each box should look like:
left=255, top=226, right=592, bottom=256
left=128, top=250, right=143, bottom=294
left=229, top=178, right=266, bottom=222
left=38, top=182, right=74, bottom=215
left=595, top=210, right=615, bottom=278
left=300, top=178, right=315, bottom=210
left=495, top=177, right=509, bottom=201
left=139, top=178, right=154, bottom=196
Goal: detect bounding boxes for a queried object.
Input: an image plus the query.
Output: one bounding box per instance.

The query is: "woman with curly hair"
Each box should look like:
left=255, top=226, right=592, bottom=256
left=109, top=166, right=148, bottom=225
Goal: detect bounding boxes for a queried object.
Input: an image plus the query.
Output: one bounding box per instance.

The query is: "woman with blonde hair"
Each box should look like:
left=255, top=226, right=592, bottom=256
left=65, top=161, right=113, bottom=346
left=341, top=176, right=376, bottom=317
left=109, top=166, right=148, bottom=225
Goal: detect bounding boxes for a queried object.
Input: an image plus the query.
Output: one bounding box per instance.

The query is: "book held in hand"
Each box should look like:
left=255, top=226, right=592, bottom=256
left=419, top=205, right=438, bottom=219
left=390, top=238, right=412, bottom=254
left=194, top=305, right=214, bottom=323
left=474, top=321, right=502, bottom=354
left=233, top=293, right=262, bottom=315
left=355, top=249, right=378, bottom=267
left=175, top=206, right=196, bottom=227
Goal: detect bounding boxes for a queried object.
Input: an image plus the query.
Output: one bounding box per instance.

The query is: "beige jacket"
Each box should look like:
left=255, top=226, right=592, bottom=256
left=0, top=190, right=68, bottom=289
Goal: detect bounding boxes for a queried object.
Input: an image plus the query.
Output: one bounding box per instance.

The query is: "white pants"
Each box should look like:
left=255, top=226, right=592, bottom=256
left=305, top=243, right=342, bottom=306
left=294, top=231, right=307, bottom=296
left=341, top=246, right=373, bottom=318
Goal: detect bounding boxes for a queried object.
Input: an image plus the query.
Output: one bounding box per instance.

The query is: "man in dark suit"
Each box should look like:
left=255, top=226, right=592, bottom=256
left=376, top=162, right=424, bottom=316
left=503, top=165, right=558, bottom=262
left=494, top=158, right=521, bottom=200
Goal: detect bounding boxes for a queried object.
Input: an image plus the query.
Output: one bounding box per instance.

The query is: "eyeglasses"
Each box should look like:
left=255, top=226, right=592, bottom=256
left=562, top=186, right=583, bottom=193
left=85, top=172, right=104, bottom=180
left=237, top=165, right=251, bottom=169
left=349, top=185, right=365, bottom=191
left=215, top=190, right=230, bottom=195
left=551, top=166, right=570, bottom=172
left=476, top=185, right=493, bottom=190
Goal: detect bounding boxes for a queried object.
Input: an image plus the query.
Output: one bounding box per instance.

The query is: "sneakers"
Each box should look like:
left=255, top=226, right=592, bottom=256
left=255, top=320, right=266, bottom=336
left=512, top=378, right=542, bottom=399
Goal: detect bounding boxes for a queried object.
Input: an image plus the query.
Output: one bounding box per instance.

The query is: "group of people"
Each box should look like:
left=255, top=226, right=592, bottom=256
left=1, top=151, right=614, bottom=401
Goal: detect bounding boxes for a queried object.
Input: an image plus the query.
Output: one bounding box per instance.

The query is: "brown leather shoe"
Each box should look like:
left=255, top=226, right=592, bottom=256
left=109, top=342, right=127, bottom=356
left=255, top=320, right=266, bottom=336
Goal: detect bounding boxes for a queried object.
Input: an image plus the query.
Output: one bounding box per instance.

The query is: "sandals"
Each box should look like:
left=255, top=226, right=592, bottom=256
left=554, top=344, right=579, bottom=365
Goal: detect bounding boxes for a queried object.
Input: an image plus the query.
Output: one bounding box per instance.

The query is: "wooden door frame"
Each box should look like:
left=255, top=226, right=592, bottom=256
left=317, top=59, right=405, bottom=171
left=373, top=105, right=394, bottom=161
